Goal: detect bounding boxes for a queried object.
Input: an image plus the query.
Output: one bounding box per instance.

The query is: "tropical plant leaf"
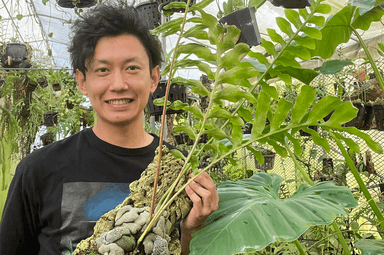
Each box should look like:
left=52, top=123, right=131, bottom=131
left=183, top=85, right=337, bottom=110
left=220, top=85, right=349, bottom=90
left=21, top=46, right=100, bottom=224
left=190, top=172, right=358, bottom=255
left=355, top=239, right=384, bottom=255
left=319, top=59, right=354, bottom=74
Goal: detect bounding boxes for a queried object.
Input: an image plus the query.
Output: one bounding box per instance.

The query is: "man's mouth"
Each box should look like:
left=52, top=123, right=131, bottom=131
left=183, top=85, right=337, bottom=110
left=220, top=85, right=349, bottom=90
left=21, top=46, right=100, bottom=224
left=106, top=99, right=133, bottom=105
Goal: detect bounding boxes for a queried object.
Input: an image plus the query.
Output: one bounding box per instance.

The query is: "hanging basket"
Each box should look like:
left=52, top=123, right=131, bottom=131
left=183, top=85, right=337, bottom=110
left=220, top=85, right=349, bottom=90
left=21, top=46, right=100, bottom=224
left=146, top=80, right=186, bottom=116
left=136, top=1, right=161, bottom=29
left=56, top=0, right=96, bottom=8
left=219, top=7, right=262, bottom=47
left=255, top=154, right=276, bottom=171
left=1, top=43, right=28, bottom=68
left=372, top=103, right=384, bottom=131
left=270, top=0, right=312, bottom=8
left=43, top=112, right=58, bottom=127
left=158, top=0, right=196, bottom=13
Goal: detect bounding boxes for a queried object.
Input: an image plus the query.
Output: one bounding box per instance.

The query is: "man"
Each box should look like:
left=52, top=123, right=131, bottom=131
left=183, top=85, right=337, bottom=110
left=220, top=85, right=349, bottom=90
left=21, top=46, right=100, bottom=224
left=0, top=2, right=219, bottom=254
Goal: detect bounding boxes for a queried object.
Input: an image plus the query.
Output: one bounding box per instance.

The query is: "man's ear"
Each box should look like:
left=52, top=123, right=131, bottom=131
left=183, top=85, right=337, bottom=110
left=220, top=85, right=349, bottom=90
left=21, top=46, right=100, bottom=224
left=150, top=65, right=161, bottom=93
left=76, top=69, right=88, bottom=96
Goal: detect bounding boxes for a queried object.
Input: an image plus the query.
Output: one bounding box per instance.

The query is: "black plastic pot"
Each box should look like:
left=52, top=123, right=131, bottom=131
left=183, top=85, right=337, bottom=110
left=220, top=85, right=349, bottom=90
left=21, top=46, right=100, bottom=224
left=373, top=103, right=384, bottom=131
left=43, top=112, right=58, bottom=127
left=2, top=43, right=28, bottom=68
left=175, top=133, right=194, bottom=145
left=146, top=80, right=186, bottom=116
left=136, top=1, right=161, bottom=29
left=56, top=0, right=96, bottom=8
left=219, top=7, right=262, bottom=47
left=158, top=0, right=196, bottom=12
left=344, top=103, right=374, bottom=130
left=255, top=154, right=276, bottom=171
left=271, top=0, right=312, bottom=8
left=52, top=83, right=61, bottom=91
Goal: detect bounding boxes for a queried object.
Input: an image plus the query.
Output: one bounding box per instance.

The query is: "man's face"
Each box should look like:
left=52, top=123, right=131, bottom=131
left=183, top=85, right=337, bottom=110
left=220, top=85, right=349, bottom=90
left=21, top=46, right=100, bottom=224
left=76, top=34, right=160, bottom=128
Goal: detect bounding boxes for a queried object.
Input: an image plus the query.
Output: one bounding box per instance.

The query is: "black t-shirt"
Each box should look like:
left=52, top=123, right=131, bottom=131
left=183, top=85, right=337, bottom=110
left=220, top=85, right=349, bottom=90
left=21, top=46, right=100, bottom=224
left=0, top=128, right=174, bottom=255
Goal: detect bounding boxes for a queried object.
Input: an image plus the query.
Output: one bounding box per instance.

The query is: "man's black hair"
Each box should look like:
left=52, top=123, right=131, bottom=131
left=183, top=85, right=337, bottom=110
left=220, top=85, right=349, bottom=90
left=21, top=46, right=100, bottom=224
left=68, top=1, right=163, bottom=77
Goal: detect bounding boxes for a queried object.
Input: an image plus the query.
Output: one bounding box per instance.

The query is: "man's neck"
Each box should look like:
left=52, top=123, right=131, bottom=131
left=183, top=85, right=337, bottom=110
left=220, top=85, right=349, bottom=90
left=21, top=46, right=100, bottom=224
left=92, top=122, right=153, bottom=149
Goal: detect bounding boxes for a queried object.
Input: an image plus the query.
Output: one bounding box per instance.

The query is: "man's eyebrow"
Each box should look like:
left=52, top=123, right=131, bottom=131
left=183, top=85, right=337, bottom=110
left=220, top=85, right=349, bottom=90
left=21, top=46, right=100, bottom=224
left=93, top=58, right=138, bottom=64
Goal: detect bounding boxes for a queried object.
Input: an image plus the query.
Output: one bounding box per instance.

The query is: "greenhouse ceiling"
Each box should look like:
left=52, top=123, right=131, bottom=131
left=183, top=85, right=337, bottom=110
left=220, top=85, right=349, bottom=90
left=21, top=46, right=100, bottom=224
left=0, top=0, right=383, bottom=72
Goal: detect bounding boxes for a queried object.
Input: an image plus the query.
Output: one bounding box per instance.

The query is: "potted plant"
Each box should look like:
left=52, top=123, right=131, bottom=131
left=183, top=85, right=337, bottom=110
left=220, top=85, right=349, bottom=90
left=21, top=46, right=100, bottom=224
left=146, top=80, right=187, bottom=116
left=218, top=6, right=262, bottom=47
left=1, top=42, right=30, bottom=68
left=135, top=1, right=161, bottom=29
left=254, top=148, right=276, bottom=171
left=73, top=0, right=384, bottom=254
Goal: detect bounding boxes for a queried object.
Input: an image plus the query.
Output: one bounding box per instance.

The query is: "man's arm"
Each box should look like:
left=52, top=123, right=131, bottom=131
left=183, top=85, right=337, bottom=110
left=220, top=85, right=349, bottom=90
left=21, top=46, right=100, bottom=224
left=180, top=171, right=219, bottom=255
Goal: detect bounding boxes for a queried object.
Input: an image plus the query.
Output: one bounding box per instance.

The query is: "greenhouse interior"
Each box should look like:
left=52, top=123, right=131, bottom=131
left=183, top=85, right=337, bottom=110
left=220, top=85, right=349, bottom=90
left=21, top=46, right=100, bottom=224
left=2, top=0, right=384, bottom=254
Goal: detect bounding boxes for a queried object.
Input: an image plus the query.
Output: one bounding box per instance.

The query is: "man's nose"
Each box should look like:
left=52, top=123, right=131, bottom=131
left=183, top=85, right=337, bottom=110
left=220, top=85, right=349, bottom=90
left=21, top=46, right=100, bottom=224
left=110, top=70, right=129, bottom=91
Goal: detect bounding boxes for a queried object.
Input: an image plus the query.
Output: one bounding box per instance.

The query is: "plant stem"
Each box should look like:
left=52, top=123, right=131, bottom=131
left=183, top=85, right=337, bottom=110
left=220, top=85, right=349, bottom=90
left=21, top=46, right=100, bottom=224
left=330, top=131, right=384, bottom=237
left=294, top=240, right=306, bottom=255
left=148, top=0, right=192, bottom=221
left=351, top=26, right=384, bottom=96
left=331, top=221, right=352, bottom=255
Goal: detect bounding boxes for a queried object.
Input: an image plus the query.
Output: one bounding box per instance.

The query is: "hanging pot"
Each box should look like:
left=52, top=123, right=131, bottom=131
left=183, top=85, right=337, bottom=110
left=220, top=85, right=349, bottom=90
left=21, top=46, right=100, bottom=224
left=254, top=153, right=276, bottom=171
left=158, top=0, right=196, bottom=13
left=1, top=43, right=28, bottom=68
left=219, top=7, right=262, bottom=47
left=372, top=103, right=384, bottom=131
left=146, top=80, right=186, bottom=116
left=56, top=0, right=96, bottom=8
left=270, top=0, right=312, bottom=8
left=136, top=1, right=161, bottom=29
left=43, top=112, right=58, bottom=127
left=344, top=103, right=374, bottom=130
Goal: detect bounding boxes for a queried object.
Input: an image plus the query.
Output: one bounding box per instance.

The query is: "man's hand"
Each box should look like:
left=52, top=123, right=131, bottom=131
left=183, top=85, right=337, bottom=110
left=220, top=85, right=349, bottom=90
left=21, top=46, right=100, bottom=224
left=180, top=171, right=219, bottom=254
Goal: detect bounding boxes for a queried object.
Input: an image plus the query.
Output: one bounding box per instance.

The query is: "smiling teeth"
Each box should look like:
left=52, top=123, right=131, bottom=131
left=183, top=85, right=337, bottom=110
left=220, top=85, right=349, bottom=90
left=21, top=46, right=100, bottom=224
left=108, top=99, right=133, bottom=104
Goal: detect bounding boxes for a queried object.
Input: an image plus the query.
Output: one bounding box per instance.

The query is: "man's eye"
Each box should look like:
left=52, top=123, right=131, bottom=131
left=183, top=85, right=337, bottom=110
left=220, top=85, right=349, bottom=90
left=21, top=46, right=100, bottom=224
left=96, top=67, right=108, bottom=72
left=127, top=66, right=139, bottom=71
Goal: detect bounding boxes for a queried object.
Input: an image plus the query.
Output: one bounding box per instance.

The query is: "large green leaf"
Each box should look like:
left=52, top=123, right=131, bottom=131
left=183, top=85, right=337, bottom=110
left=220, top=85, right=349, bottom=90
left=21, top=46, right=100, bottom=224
left=355, top=239, right=384, bottom=255
left=190, top=172, right=358, bottom=255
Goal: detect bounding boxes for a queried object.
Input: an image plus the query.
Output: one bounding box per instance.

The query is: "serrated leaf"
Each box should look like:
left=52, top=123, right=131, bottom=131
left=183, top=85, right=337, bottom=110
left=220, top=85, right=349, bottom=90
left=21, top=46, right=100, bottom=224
left=174, top=125, right=197, bottom=140
left=190, top=172, right=358, bottom=255
left=301, top=26, right=322, bottom=40
left=308, top=15, right=325, bottom=27
left=205, top=128, right=229, bottom=141
left=270, top=98, right=292, bottom=132
left=217, top=67, right=259, bottom=88
left=183, top=25, right=209, bottom=40
left=213, top=84, right=257, bottom=105
left=259, top=82, right=279, bottom=100
left=217, top=25, right=242, bottom=52
left=290, top=85, right=316, bottom=125
left=276, top=17, right=295, bottom=38
left=307, top=96, right=341, bottom=124
left=208, top=108, right=244, bottom=126
left=267, top=28, right=286, bottom=46
left=248, top=51, right=270, bottom=66
left=285, top=9, right=302, bottom=29
left=172, top=77, right=210, bottom=96
left=152, top=17, right=183, bottom=35
left=220, top=43, right=250, bottom=69
left=294, top=35, right=316, bottom=50
left=252, top=92, right=270, bottom=138
left=339, top=127, right=383, bottom=154
left=319, top=59, right=354, bottom=74
left=176, top=43, right=216, bottom=62
left=170, top=149, right=186, bottom=161
left=238, top=107, right=253, bottom=122
left=285, top=45, right=311, bottom=61
left=323, top=101, right=357, bottom=127
left=260, top=39, right=278, bottom=57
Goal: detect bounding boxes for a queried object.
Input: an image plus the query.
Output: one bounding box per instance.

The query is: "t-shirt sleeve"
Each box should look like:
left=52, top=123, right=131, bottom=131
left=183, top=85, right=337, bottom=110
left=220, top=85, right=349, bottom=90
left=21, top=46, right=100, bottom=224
left=0, top=162, right=41, bottom=254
